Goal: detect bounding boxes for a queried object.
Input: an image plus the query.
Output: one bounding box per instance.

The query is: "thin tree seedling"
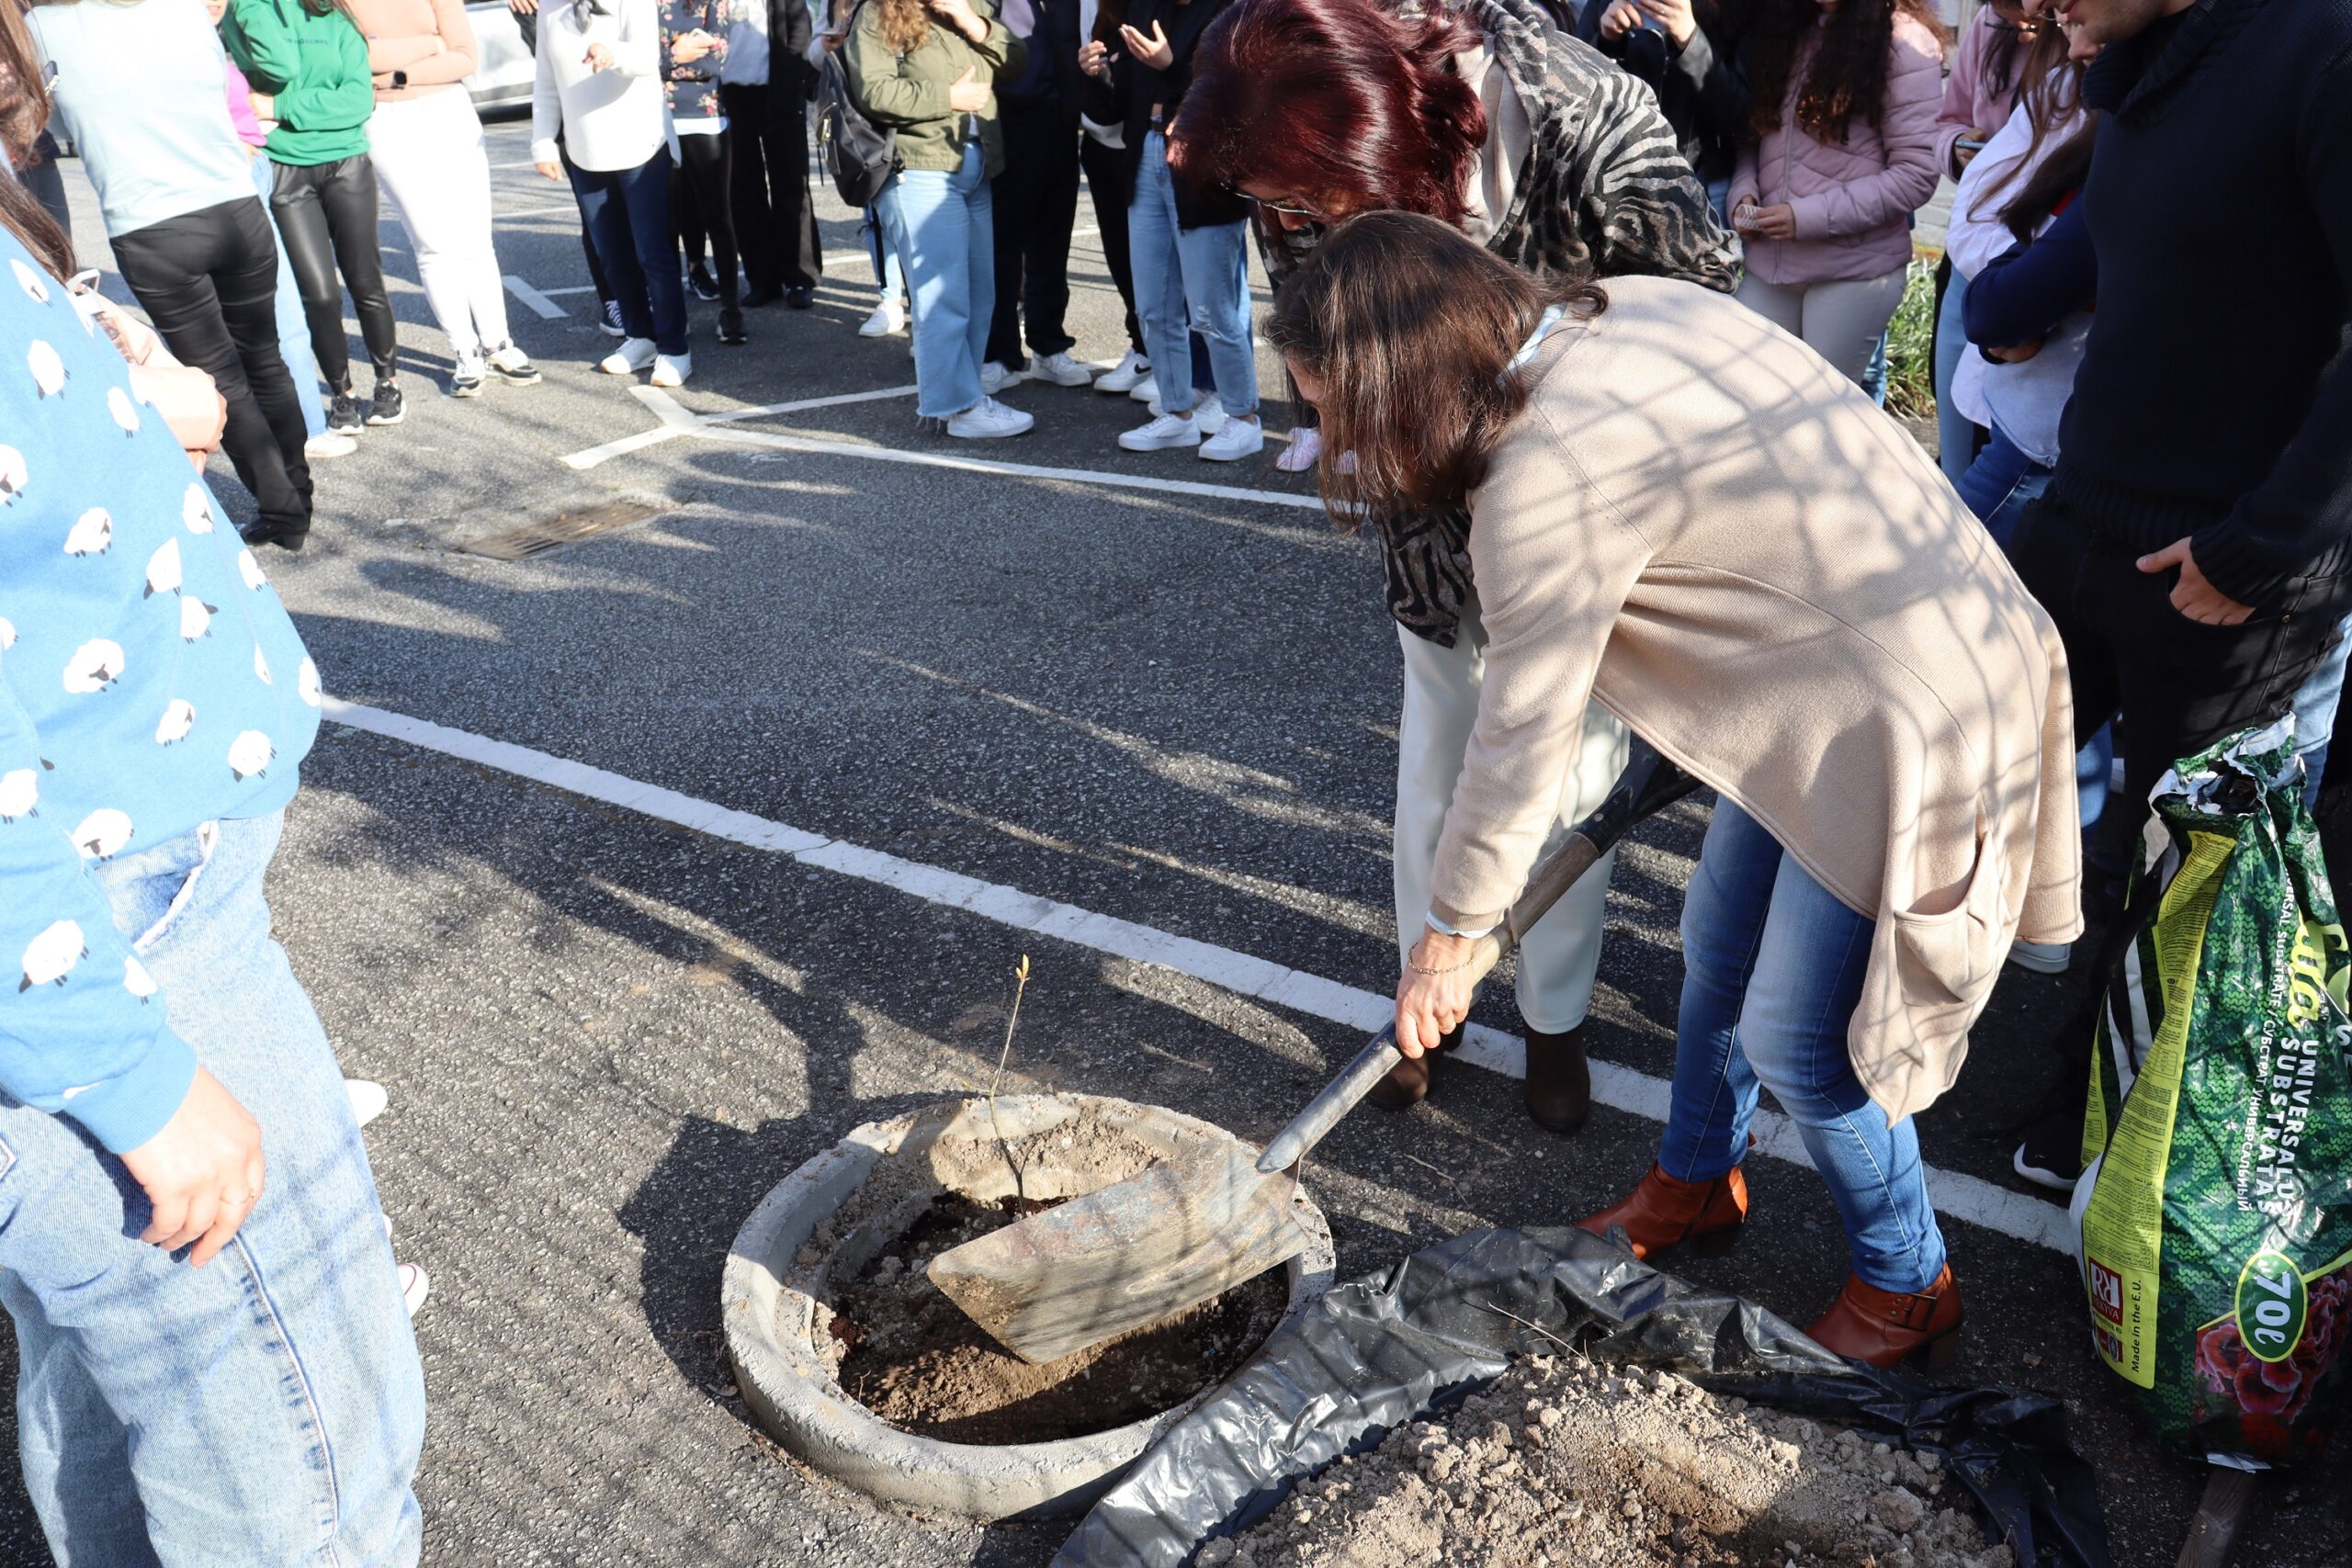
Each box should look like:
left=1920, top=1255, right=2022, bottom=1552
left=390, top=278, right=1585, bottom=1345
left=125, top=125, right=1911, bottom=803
left=986, top=953, right=1033, bottom=1203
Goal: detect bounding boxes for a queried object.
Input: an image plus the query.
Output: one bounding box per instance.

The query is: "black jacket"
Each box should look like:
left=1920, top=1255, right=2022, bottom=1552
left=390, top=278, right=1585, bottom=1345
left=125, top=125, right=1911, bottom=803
left=2051, top=0, right=2352, bottom=609
left=1079, top=0, right=1247, bottom=228
left=1574, top=3, right=1748, bottom=186
left=1000, top=0, right=1080, bottom=108
left=767, top=0, right=818, bottom=98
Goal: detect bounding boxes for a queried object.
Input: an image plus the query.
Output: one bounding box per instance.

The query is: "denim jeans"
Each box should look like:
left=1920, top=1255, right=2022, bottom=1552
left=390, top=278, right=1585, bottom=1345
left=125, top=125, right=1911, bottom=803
left=2289, top=607, right=2352, bottom=807
left=571, top=148, right=689, bottom=356
left=1129, top=131, right=1257, bottom=419
left=254, top=152, right=324, bottom=438
left=1956, top=421, right=2051, bottom=553
left=1933, top=271, right=1973, bottom=485
left=2, top=813, right=424, bottom=1566
left=875, top=142, right=995, bottom=419
left=1660, top=802, right=1948, bottom=1294
left=862, top=204, right=906, bottom=303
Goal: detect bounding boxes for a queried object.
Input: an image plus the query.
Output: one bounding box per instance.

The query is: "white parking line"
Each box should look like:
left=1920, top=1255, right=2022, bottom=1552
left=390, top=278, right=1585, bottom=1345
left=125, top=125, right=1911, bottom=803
left=318, top=694, right=2077, bottom=1257
left=503, top=275, right=569, bottom=320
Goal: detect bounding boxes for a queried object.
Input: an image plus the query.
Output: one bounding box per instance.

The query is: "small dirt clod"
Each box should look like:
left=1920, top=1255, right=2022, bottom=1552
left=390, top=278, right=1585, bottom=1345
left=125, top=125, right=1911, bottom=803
left=1218, top=1351, right=2013, bottom=1568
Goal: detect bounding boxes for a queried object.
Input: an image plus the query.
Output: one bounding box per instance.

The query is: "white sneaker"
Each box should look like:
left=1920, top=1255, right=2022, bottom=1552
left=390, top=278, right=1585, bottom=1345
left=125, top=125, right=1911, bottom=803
left=599, top=336, right=657, bottom=376
left=650, top=352, right=692, bottom=389
left=1127, top=373, right=1159, bottom=405
left=397, top=1262, right=430, bottom=1319
left=980, top=360, right=1023, bottom=394
left=860, top=298, right=906, bottom=338
left=944, top=395, right=1035, bottom=439
left=1276, top=426, right=1322, bottom=473
left=486, top=342, right=541, bottom=385
left=304, top=431, right=358, bottom=459
left=2007, top=940, right=2072, bottom=976
left=1199, top=416, right=1264, bottom=462
left=1094, top=350, right=1149, bottom=393
left=1030, top=350, right=1098, bottom=388
left=1119, top=412, right=1200, bottom=452
left=345, top=1077, right=389, bottom=1129
left=1147, top=391, right=1227, bottom=434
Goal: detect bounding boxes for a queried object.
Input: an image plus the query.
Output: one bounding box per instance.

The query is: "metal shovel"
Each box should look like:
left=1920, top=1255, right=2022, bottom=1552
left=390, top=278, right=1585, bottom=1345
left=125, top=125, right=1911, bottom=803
left=928, top=738, right=1700, bottom=1365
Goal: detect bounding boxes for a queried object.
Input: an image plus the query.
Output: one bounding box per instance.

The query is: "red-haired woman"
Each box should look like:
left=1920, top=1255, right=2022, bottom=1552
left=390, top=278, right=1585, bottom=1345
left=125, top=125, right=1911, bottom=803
left=1727, top=0, right=1941, bottom=386
left=1170, top=0, right=1736, bottom=1128
left=1271, top=211, right=2080, bottom=1365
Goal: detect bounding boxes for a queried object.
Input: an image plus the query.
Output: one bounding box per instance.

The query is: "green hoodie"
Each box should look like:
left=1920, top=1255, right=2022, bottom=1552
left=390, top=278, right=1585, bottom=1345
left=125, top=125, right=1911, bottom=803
left=845, top=0, right=1024, bottom=178
left=222, top=0, right=374, bottom=166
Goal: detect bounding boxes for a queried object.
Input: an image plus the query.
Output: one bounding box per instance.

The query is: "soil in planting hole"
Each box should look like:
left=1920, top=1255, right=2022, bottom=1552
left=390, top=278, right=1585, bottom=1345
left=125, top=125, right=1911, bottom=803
left=829, top=1192, right=1289, bottom=1444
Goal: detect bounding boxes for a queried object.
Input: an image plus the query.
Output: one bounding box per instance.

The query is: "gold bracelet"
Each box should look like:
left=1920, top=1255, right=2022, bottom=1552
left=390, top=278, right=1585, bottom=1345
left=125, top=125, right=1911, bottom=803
left=1406, top=956, right=1472, bottom=976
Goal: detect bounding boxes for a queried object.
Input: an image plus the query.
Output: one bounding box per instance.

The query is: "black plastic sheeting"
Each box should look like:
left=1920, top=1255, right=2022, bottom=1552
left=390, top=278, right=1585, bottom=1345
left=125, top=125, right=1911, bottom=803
left=1053, top=1226, right=2109, bottom=1568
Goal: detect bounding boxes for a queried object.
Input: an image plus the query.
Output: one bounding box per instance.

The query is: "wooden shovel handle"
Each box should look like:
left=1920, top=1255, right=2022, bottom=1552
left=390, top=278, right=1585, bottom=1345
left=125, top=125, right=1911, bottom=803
left=1254, top=738, right=1696, bottom=1174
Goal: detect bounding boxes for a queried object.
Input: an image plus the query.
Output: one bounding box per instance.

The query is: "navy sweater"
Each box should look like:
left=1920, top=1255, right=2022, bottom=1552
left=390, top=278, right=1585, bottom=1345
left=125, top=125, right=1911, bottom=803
left=1964, top=200, right=2096, bottom=351
left=2051, top=0, right=2352, bottom=608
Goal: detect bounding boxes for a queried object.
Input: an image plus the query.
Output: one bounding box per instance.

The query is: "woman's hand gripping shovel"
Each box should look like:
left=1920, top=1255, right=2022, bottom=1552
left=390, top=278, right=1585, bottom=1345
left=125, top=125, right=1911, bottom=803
left=928, top=739, right=1700, bottom=1364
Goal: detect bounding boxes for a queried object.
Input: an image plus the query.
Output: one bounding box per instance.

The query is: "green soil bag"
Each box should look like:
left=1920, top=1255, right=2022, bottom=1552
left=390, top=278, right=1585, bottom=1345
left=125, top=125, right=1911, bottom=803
left=2074, top=721, right=2352, bottom=1465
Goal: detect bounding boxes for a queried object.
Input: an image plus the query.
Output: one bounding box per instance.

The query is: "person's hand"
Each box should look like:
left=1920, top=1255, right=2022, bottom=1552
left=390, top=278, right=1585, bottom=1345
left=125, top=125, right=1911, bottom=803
left=1395, top=927, right=1477, bottom=1060
left=249, top=90, right=275, bottom=121
left=85, top=297, right=162, bottom=367
left=2139, top=537, right=2256, bottom=626
left=1639, top=0, right=1696, bottom=48
left=1077, top=38, right=1116, bottom=77
left=672, top=27, right=717, bottom=63
left=584, top=40, right=615, bottom=70
left=1982, top=336, right=2044, bottom=365
left=119, top=1067, right=266, bottom=1268
left=926, top=0, right=989, bottom=40
left=1735, top=201, right=1796, bottom=240
left=1118, top=17, right=1172, bottom=70
left=508, top=0, right=537, bottom=13
left=133, top=362, right=230, bottom=463
left=1598, top=0, right=1643, bottom=38
left=1953, top=125, right=1997, bottom=169
left=535, top=158, right=564, bottom=181
left=946, top=63, right=991, bottom=112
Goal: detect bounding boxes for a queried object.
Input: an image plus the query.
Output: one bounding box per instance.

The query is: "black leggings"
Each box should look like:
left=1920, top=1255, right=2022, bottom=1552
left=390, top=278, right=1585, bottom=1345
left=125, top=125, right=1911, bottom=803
left=269, top=155, right=399, bottom=389
left=671, top=131, right=738, bottom=312
left=109, top=196, right=311, bottom=534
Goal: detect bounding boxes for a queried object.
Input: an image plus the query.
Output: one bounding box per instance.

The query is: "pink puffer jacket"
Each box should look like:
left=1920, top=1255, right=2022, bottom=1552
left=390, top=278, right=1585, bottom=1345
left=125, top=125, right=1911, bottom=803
left=1731, top=13, right=1943, bottom=287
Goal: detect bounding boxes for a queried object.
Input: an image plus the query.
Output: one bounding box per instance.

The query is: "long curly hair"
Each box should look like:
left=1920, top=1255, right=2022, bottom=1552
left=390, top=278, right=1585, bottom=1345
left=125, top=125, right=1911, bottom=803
left=875, top=0, right=934, bottom=55
left=1746, top=0, right=1939, bottom=144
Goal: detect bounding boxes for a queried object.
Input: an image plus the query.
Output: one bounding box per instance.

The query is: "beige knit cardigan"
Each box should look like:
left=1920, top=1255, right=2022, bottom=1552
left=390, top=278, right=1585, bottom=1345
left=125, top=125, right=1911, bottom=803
left=1430, top=276, right=2083, bottom=1124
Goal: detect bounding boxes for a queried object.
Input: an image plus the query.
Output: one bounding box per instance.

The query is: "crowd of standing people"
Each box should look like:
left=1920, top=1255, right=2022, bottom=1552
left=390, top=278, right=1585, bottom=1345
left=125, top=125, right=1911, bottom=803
left=0, top=0, right=2347, bottom=1561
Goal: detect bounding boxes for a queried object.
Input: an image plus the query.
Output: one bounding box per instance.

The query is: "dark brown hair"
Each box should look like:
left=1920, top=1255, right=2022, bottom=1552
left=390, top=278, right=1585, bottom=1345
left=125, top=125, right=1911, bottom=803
left=2000, top=112, right=2098, bottom=243
left=1746, top=0, right=1939, bottom=143
left=0, top=2, right=71, bottom=278
left=1265, top=211, right=1604, bottom=526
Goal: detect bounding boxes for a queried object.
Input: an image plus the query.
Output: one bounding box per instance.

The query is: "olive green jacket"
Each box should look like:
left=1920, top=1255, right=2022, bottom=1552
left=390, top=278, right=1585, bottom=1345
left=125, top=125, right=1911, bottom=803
left=844, top=1, right=1023, bottom=178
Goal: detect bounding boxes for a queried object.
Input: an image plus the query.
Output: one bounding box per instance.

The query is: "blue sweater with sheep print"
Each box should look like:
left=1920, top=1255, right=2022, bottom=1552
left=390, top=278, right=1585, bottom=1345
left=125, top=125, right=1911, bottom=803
left=0, top=223, right=320, bottom=1156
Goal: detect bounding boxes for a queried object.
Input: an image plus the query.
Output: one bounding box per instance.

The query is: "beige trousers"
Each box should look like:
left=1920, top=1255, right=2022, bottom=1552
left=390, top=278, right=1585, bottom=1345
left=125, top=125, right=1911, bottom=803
left=1393, top=593, right=1630, bottom=1032
left=1734, top=265, right=1911, bottom=388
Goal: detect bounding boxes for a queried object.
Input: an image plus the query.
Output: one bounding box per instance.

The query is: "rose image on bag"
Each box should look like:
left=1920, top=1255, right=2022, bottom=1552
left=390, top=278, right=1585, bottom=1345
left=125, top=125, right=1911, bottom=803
left=2191, top=1270, right=2352, bottom=1457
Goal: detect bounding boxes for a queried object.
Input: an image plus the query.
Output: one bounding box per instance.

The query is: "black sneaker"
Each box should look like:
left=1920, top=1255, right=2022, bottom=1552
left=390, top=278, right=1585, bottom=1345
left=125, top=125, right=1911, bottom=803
left=366, top=380, right=405, bottom=426
left=2014, top=1094, right=2088, bottom=1193
left=785, top=285, right=816, bottom=310
left=598, top=299, right=627, bottom=338
left=687, top=262, right=719, bottom=303
left=326, top=389, right=364, bottom=434
left=718, top=310, right=747, bottom=346
left=741, top=286, right=782, bottom=309
left=239, top=517, right=310, bottom=553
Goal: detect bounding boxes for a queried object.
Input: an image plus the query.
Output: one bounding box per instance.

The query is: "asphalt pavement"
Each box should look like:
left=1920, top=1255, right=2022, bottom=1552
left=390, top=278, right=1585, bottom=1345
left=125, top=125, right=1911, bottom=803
left=8, top=120, right=2348, bottom=1568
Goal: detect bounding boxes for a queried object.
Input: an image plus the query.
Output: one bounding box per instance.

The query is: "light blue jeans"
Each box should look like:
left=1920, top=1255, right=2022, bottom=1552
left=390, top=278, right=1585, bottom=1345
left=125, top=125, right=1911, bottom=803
left=2290, top=607, right=2352, bottom=807
left=875, top=142, right=995, bottom=419
left=2, top=812, right=424, bottom=1566
left=862, top=204, right=907, bottom=304
left=1660, top=802, right=1948, bottom=1295
left=254, top=152, right=324, bottom=438
left=1129, top=130, right=1256, bottom=419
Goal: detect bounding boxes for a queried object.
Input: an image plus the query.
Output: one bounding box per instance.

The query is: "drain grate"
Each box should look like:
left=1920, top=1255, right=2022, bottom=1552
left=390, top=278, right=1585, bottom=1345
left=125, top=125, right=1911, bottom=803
left=454, top=499, right=668, bottom=559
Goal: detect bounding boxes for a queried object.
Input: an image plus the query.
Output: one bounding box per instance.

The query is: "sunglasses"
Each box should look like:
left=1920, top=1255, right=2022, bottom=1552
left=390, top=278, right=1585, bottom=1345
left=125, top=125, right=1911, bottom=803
left=1228, top=187, right=1324, bottom=221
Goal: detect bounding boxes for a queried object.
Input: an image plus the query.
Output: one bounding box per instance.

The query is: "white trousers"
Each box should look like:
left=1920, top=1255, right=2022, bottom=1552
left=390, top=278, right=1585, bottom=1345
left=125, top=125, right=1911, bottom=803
left=1393, top=594, right=1629, bottom=1033
left=367, top=89, right=512, bottom=359
left=1734, top=265, right=1909, bottom=388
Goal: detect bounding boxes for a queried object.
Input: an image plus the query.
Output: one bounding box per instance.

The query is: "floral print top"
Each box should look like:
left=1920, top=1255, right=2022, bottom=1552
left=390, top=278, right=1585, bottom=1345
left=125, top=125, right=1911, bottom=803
left=661, top=0, right=733, bottom=123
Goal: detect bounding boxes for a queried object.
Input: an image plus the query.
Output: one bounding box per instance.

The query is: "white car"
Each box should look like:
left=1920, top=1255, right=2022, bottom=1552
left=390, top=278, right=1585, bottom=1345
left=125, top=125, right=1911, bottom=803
left=466, top=1, right=536, bottom=115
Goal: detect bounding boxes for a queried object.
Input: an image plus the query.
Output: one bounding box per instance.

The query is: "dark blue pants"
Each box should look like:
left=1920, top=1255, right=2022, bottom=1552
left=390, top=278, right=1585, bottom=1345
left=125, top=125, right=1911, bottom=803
left=570, top=150, right=688, bottom=356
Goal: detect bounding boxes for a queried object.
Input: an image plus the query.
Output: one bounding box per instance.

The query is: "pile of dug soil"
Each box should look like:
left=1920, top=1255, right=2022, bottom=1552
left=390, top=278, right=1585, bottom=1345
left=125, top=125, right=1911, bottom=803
left=1208, top=1352, right=2013, bottom=1568
left=822, top=1192, right=1288, bottom=1445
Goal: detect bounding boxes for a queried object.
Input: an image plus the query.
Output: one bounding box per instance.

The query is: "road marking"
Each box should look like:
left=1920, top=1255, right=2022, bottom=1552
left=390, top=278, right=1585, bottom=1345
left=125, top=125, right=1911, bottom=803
left=537, top=284, right=601, bottom=297
left=317, top=694, right=2077, bottom=1257
left=503, top=275, right=568, bottom=320
left=702, top=384, right=922, bottom=424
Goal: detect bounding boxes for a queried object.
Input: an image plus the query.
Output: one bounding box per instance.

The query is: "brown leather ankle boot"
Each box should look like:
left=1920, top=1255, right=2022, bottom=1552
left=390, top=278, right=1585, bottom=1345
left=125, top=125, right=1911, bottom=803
left=1575, top=1164, right=1748, bottom=1260
left=1368, top=1022, right=1463, bottom=1110
left=1805, top=1264, right=1964, bottom=1370
left=1523, top=1024, right=1590, bottom=1134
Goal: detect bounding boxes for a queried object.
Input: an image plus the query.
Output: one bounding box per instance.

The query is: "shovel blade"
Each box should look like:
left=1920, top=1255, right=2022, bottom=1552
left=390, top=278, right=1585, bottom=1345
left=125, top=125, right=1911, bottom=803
left=927, top=1143, right=1310, bottom=1365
